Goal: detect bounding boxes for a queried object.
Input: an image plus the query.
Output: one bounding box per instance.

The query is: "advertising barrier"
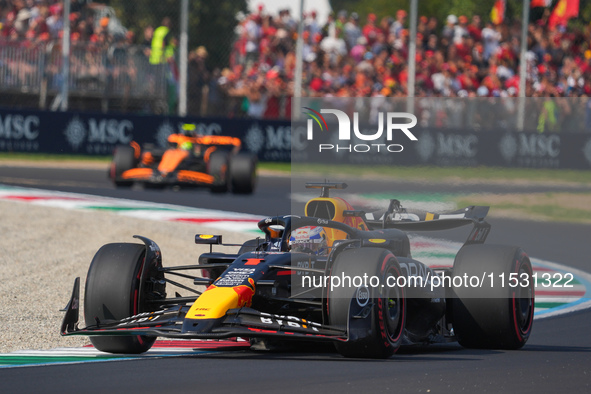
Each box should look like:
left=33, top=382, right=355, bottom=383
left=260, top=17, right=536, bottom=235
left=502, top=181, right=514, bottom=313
left=0, top=107, right=290, bottom=162
left=1, top=107, right=591, bottom=169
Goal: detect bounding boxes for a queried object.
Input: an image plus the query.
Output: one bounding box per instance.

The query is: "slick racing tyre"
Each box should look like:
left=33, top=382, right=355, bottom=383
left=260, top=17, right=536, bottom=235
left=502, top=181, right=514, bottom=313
left=328, top=248, right=406, bottom=358
left=208, top=151, right=230, bottom=193
left=451, top=244, right=534, bottom=349
left=229, top=153, right=257, bottom=194
left=110, top=145, right=137, bottom=187
left=84, top=243, right=164, bottom=354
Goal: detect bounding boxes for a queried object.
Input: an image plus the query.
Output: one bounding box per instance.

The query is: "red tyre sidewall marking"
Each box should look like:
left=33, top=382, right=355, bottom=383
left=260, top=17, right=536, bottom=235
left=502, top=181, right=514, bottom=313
left=378, top=254, right=405, bottom=348
left=512, top=254, right=534, bottom=341
left=133, top=255, right=146, bottom=345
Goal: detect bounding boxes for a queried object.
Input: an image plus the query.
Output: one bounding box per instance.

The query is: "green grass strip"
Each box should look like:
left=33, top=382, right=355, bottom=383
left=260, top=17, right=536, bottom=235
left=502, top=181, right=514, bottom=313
left=534, top=302, right=568, bottom=309
left=86, top=206, right=185, bottom=212
left=2, top=153, right=590, bottom=186
left=456, top=198, right=591, bottom=224
left=0, top=355, right=137, bottom=366
left=361, top=192, right=458, bottom=203
left=0, top=152, right=111, bottom=163
left=0, top=152, right=591, bottom=184
left=412, top=251, right=457, bottom=260
left=291, top=163, right=591, bottom=184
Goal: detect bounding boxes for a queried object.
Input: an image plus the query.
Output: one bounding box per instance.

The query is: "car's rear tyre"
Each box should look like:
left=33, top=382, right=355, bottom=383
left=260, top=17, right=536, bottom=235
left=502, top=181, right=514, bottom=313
left=208, top=151, right=229, bottom=193
left=451, top=244, right=534, bottom=350
left=84, top=243, right=162, bottom=354
left=230, top=153, right=257, bottom=194
left=328, top=248, right=406, bottom=358
left=110, top=145, right=137, bottom=187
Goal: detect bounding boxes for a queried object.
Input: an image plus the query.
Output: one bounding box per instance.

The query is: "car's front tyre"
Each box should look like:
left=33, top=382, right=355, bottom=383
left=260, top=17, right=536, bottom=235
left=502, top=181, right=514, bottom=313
left=328, top=248, right=406, bottom=358
left=84, top=243, right=164, bottom=354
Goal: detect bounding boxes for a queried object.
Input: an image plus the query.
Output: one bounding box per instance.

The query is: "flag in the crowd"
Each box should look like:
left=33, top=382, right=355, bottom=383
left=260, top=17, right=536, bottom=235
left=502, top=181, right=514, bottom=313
left=531, top=0, right=552, bottom=7
left=548, top=0, right=579, bottom=30
left=491, top=0, right=505, bottom=25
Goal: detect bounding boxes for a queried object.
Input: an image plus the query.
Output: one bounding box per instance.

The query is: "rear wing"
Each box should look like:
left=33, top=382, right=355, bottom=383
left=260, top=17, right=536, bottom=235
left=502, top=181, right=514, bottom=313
left=360, top=201, right=491, bottom=245
left=167, top=133, right=242, bottom=149
left=302, top=184, right=491, bottom=245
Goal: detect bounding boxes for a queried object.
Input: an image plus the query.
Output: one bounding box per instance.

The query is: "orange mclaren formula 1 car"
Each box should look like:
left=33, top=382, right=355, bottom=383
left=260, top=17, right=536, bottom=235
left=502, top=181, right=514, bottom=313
left=109, top=131, right=257, bottom=194
left=61, top=183, right=534, bottom=358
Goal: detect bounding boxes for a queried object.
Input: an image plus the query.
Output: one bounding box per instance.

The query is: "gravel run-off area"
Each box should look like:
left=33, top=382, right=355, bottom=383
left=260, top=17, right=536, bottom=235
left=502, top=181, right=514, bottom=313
left=0, top=198, right=251, bottom=353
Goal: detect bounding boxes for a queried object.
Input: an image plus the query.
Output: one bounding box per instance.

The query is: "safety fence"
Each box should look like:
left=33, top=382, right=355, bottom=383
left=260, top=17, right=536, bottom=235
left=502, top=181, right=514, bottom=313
left=0, top=40, right=168, bottom=114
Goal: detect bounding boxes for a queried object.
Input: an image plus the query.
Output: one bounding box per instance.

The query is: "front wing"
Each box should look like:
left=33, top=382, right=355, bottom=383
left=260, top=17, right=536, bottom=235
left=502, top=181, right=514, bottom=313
left=117, top=168, right=216, bottom=187
left=61, top=278, right=346, bottom=342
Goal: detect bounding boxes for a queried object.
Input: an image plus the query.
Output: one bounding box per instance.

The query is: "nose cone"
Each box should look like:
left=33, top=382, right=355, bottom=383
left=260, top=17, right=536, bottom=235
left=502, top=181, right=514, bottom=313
left=185, top=282, right=255, bottom=321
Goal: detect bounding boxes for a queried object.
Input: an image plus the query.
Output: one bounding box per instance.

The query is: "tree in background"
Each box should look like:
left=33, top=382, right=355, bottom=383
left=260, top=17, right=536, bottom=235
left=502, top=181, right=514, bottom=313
left=330, top=0, right=591, bottom=26
left=104, top=0, right=247, bottom=70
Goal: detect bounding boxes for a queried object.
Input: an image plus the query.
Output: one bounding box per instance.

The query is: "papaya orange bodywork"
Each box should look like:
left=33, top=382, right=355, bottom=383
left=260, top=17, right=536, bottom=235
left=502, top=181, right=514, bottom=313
left=177, top=170, right=214, bottom=184
left=121, top=168, right=154, bottom=180
left=158, top=149, right=189, bottom=174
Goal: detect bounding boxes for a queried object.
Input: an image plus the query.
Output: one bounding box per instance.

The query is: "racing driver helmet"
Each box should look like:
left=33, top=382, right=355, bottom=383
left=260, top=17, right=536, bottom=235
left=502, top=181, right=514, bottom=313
left=180, top=141, right=193, bottom=150
left=289, top=226, right=328, bottom=255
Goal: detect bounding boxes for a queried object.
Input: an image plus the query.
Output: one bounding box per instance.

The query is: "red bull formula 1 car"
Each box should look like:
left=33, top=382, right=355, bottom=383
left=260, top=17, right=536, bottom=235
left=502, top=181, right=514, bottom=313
left=109, top=130, right=257, bottom=194
left=61, top=183, right=534, bottom=358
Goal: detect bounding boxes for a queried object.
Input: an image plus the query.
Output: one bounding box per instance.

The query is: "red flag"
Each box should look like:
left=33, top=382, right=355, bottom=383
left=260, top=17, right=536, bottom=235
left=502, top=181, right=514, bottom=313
left=548, top=0, right=579, bottom=30
left=491, top=0, right=505, bottom=25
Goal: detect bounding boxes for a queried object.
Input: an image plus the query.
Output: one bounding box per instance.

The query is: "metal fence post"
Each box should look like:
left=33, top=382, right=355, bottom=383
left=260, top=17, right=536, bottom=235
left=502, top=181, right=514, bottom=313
left=60, top=0, right=71, bottom=111
left=178, top=0, right=189, bottom=117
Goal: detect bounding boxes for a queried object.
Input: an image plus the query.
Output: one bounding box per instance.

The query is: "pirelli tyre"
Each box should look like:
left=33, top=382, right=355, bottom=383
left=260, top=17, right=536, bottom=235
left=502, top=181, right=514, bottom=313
left=328, top=248, right=406, bottom=358
left=84, top=243, right=164, bottom=354
left=110, top=145, right=137, bottom=187
left=208, top=151, right=230, bottom=193
left=451, top=244, right=534, bottom=350
left=229, top=153, right=257, bottom=194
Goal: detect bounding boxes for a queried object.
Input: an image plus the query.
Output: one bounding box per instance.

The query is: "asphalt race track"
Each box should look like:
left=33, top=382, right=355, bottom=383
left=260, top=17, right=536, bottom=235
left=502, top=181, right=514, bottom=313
left=1, top=165, right=590, bottom=392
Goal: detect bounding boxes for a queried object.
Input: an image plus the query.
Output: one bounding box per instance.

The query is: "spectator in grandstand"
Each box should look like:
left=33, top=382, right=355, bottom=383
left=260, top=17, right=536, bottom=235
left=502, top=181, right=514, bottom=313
left=46, top=2, right=63, bottom=39
left=188, top=46, right=209, bottom=116
left=441, top=14, right=457, bottom=47
left=481, top=21, right=501, bottom=61
left=467, top=14, right=482, bottom=41
left=305, top=9, right=321, bottom=38
left=149, top=16, right=173, bottom=65
left=453, top=15, right=469, bottom=45
left=320, top=27, right=347, bottom=66
left=14, top=6, right=31, bottom=37
left=344, top=11, right=361, bottom=49
left=140, top=25, right=154, bottom=58
left=390, top=9, right=407, bottom=39
left=362, top=13, right=379, bottom=45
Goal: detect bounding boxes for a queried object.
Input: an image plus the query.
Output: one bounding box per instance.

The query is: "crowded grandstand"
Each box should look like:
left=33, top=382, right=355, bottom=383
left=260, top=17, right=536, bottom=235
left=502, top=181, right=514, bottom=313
left=0, top=1, right=588, bottom=121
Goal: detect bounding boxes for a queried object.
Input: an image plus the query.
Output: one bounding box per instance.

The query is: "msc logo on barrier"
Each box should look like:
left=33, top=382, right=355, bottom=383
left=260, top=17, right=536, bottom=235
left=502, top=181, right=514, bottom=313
left=64, top=116, right=133, bottom=152
left=0, top=113, right=40, bottom=152
left=499, top=133, right=560, bottom=168
left=303, top=108, right=418, bottom=153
